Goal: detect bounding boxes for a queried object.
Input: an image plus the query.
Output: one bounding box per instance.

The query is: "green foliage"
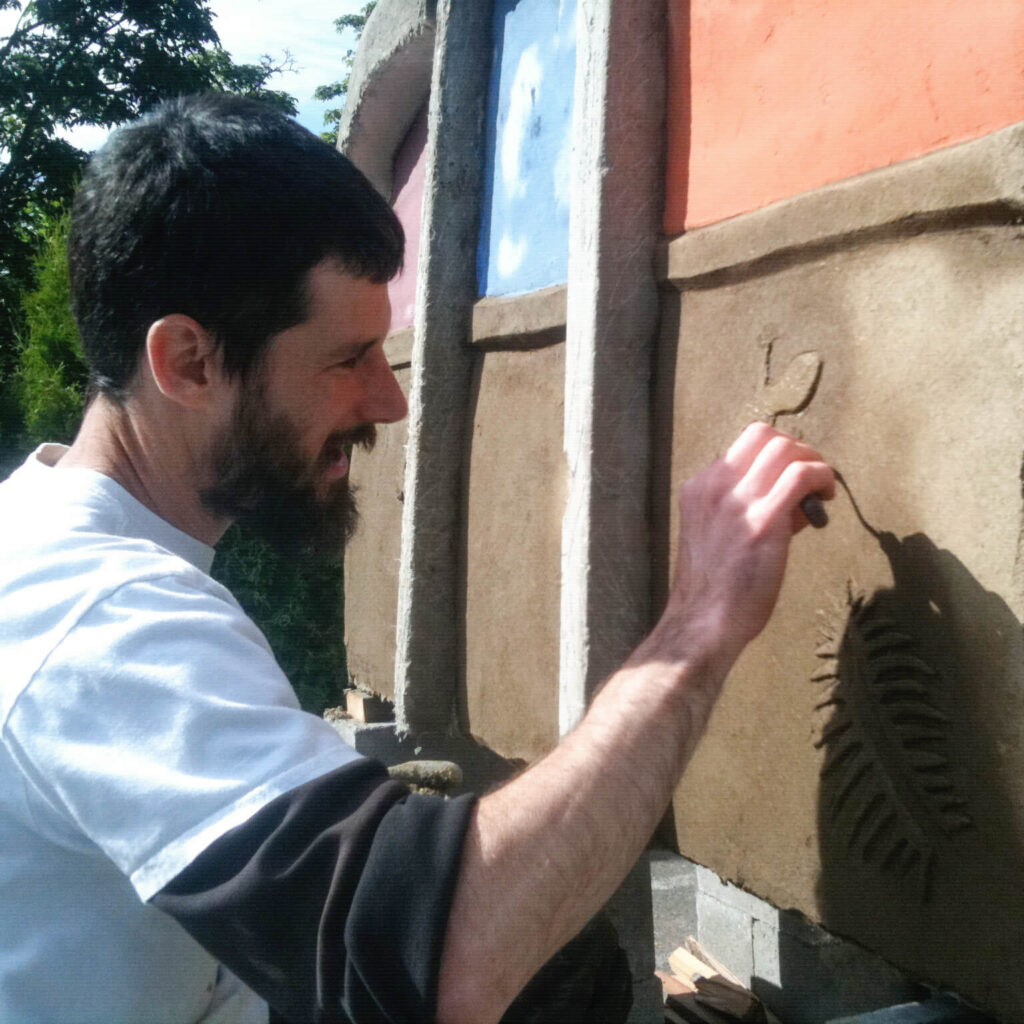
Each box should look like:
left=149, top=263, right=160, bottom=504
left=315, top=1, right=377, bottom=145
left=19, top=210, right=86, bottom=445
left=211, top=527, right=349, bottom=716
left=0, top=0, right=298, bottom=366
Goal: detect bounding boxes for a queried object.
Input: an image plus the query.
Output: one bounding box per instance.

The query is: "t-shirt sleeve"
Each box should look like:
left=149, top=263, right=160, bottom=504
left=152, top=760, right=476, bottom=1024
left=3, top=571, right=365, bottom=900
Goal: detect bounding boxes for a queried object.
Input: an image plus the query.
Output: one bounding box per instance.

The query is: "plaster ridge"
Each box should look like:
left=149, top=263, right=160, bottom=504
left=471, top=284, right=568, bottom=349
left=662, top=118, right=1024, bottom=287
left=667, top=201, right=1024, bottom=292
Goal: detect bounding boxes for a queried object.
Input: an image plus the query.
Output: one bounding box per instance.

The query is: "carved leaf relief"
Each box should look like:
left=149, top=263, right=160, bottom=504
left=814, top=592, right=972, bottom=897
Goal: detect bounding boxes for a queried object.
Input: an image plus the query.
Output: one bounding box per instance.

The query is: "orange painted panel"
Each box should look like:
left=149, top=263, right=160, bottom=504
left=666, top=0, right=1024, bottom=233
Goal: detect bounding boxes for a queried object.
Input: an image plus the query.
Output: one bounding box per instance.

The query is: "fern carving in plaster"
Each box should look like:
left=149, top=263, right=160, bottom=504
left=813, top=591, right=972, bottom=898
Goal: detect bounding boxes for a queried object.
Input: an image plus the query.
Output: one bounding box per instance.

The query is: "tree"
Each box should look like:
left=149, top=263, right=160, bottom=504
left=17, top=208, right=85, bottom=450
left=314, top=1, right=377, bottom=146
left=0, top=0, right=298, bottom=368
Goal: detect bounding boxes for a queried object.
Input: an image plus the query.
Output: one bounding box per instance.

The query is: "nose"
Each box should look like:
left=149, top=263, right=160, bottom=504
left=358, top=347, right=408, bottom=425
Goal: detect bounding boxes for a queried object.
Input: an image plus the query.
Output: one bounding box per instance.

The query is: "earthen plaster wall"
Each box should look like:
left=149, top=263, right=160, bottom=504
left=344, top=361, right=411, bottom=703
left=461, top=340, right=566, bottom=762
left=337, top=1, right=1024, bottom=1016
left=656, top=131, right=1024, bottom=1018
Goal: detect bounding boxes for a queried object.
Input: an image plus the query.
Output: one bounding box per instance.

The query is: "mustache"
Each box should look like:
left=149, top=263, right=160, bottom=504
left=332, top=423, right=376, bottom=452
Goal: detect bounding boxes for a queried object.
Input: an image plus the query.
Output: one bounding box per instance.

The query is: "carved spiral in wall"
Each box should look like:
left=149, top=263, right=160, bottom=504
left=814, top=592, right=972, bottom=897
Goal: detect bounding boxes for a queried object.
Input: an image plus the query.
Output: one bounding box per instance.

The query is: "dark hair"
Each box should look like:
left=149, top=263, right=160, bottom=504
left=68, top=92, right=404, bottom=398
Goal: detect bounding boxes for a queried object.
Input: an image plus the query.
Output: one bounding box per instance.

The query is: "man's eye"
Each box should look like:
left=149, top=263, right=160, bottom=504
left=335, top=344, right=375, bottom=370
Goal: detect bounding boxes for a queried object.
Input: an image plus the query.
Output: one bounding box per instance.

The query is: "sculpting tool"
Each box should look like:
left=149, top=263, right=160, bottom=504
left=800, top=493, right=828, bottom=529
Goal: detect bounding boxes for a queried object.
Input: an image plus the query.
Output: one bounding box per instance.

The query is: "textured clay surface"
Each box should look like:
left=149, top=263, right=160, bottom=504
left=461, top=342, right=566, bottom=762
left=656, top=224, right=1024, bottom=1018
left=344, top=364, right=410, bottom=701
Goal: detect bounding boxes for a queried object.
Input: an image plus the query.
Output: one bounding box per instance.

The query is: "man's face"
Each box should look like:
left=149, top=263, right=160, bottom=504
left=201, top=263, right=407, bottom=559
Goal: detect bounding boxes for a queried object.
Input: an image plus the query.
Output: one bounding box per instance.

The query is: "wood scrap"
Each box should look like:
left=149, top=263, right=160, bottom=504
left=665, top=991, right=737, bottom=1024
left=694, top=976, right=763, bottom=1022
left=663, top=939, right=781, bottom=1024
left=669, top=946, right=717, bottom=983
left=656, top=969, right=697, bottom=997
left=684, top=937, right=743, bottom=986
left=345, top=688, right=393, bottom=723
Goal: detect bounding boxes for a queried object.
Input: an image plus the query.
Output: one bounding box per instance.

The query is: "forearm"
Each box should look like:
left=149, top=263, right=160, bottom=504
left=437, top=424, right=834, bottom=1023
left=436, top=609, right=729, bottom=1024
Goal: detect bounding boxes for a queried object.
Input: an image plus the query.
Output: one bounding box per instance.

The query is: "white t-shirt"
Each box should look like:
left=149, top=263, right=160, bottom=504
left=0, top=446, right=364, bottom=1024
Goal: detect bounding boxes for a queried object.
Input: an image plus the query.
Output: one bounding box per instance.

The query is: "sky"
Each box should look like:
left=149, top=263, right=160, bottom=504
left=213, top=0, right=367, bottom=135
left=0, top=0, right=369, bottom=151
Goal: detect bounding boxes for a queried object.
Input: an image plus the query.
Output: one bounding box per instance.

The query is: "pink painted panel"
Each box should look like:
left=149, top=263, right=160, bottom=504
left=388, top=102, right=428, bottom=331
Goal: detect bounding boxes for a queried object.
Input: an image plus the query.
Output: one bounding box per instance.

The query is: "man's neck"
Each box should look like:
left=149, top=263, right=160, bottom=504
left=58, top=394, right=230, bottom=547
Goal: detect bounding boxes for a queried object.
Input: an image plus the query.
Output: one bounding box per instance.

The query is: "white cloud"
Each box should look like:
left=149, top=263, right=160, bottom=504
left=212, top=0, right=366, bottom=133
left=500, top=44, right=543, bottom=201
left=554, top=0, right=578, bottom=51
left=497, top=234, right=528, bottom=278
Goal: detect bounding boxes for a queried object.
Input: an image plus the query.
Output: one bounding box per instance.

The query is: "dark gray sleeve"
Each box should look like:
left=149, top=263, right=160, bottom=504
left=151, top=758, right=475, bottom=1024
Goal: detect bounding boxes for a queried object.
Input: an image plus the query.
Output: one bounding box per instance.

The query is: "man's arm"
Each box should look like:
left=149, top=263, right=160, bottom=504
left=436, top=423, right=835, bottom=1024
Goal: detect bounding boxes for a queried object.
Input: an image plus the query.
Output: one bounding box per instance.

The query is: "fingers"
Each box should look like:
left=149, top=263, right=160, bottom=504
left=735, top=432, right=828, bottom=502
left=722, top=421, right=780, bottom=477
left=724, top=423, right=835, bottom=532
left=763, top=458, right=836, bottom=533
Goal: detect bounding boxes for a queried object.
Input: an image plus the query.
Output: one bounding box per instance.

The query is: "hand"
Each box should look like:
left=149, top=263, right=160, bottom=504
left=662, top=422, right=834, bottom=673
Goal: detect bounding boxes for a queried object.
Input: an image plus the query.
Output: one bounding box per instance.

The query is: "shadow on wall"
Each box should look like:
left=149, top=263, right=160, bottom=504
left=807, top=489, right=1024, bottom=1018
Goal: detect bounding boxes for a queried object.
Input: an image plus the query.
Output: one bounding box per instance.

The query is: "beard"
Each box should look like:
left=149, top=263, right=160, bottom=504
left=200, top=376, right=376, bottom=561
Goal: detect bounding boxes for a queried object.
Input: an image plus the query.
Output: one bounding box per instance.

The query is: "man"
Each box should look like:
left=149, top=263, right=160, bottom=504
left=0, top=94, right=833, bottom=1024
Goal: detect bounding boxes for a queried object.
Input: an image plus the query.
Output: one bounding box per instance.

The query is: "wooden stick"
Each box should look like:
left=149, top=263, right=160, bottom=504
left=684, top=936, right=744, bottom=986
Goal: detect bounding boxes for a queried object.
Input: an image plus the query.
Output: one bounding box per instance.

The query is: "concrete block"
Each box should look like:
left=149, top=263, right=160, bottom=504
left=696, top=890, right=754, bottom=986
left=753, top=910, right=922, bottom=1024
left=649, top=850, right=698, bottom=972
left=752, top=916, right=781, bottom=989
left=696, top=865, right=780, bottom=925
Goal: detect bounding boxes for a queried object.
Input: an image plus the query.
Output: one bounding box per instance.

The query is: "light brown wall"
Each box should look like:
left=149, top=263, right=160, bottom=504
left=344, top=362, right=411, bottom=702
left=657, top=222, right=1024, bottom=1014
left=460, top=341, right=567, bottom=763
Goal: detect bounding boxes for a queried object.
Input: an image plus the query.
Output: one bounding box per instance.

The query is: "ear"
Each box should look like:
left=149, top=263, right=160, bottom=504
left=145, top=315, right=225, bottom=409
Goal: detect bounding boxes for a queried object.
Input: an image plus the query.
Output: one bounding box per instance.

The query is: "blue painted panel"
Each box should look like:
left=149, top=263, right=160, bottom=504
left=478, top=0, right=577, bottom=298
